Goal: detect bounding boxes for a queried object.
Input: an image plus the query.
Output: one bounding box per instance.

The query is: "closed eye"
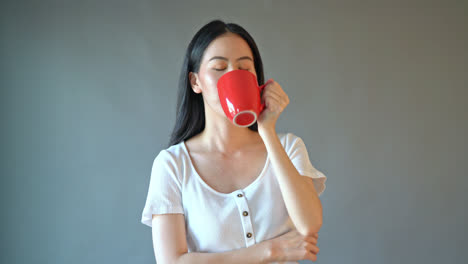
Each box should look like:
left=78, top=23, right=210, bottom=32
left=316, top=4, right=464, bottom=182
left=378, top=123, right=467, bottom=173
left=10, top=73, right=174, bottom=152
left=214, top=68, right=249, bottom=71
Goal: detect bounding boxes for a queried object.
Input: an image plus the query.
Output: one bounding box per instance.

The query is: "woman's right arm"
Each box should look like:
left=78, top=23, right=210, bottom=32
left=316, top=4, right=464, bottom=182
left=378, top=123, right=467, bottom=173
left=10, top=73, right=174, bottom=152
left=151, top=214, right=271, bottom=264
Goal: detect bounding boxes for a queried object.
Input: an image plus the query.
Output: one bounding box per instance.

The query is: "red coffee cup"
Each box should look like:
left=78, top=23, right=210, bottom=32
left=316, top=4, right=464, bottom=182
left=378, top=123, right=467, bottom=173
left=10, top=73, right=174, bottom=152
left=217, top=70, right=268, bottom=127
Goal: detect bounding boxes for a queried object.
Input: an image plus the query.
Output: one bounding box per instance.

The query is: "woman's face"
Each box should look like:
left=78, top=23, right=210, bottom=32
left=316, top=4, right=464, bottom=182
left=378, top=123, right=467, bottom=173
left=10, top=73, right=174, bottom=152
left=189, top=32, right=257, bottom=115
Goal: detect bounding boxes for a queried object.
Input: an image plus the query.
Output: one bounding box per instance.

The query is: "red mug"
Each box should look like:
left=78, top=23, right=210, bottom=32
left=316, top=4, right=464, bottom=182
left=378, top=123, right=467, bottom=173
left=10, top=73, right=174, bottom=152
left=217, top=70, right=269, bottom=127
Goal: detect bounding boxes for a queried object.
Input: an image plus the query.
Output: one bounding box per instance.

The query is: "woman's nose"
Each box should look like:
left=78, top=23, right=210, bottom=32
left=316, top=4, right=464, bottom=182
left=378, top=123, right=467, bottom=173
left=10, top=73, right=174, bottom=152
left=226, top=65, right=243, bottom=72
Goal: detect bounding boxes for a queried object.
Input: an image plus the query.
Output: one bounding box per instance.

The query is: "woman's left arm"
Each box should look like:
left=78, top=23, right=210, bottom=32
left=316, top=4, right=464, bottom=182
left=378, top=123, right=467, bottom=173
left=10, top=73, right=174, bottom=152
left=260, top=130, right=323, bottom=236
left=257, top=79, right=323, bottom=236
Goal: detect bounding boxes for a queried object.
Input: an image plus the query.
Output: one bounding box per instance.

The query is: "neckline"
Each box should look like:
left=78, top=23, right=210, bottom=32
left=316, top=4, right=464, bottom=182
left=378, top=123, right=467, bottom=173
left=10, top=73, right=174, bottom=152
left=180, top=140, right=270, bottom=197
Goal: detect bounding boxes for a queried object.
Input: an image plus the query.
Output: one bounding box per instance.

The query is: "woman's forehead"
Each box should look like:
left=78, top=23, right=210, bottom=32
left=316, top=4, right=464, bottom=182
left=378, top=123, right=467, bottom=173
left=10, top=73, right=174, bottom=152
left=203, top=34, right=253, bottom=62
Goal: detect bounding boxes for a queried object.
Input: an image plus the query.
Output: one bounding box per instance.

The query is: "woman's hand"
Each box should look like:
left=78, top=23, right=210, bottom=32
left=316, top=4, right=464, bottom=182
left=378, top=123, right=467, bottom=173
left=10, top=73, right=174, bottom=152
left=262, top=229, right=320, bottom=263
left=257, top=79, right=290, bottom=133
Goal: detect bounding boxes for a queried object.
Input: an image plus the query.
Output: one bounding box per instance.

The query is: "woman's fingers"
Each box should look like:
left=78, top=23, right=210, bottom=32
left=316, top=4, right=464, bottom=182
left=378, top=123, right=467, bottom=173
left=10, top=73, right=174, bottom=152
left=303, top=235, right=318, bottom=245
left=305, top=243, right=320, bottom=254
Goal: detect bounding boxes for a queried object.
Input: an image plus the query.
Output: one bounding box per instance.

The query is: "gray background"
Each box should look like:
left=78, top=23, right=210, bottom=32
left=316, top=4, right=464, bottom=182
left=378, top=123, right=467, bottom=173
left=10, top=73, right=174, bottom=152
left=1, top=0, right=467, bottom=263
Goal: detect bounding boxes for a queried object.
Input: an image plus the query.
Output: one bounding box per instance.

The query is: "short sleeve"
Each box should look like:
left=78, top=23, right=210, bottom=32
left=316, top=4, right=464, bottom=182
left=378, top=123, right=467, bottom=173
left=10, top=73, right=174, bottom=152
left=141, top=150, right=184, bottom=227
left=286, top=133, right=327, bottom=197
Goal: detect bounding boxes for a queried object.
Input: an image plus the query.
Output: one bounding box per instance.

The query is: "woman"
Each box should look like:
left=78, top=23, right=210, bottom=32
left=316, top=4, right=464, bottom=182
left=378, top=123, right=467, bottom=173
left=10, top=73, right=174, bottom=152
left=141, top=19, right=327, bottom=263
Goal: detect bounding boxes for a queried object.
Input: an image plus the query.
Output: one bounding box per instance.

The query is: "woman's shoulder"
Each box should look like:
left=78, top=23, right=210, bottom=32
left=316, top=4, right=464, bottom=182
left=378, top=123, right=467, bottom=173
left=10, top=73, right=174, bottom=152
left=277, top=132, right=303, bottom=147
left=148, top=142, right=189, bottom=184
left=153, top=141, right=186, bottom=166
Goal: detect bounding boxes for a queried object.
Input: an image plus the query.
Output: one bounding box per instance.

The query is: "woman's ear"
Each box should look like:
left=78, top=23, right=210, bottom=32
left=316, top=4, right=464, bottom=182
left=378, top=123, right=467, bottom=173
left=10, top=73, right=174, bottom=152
left=189, top=72, right=202, bottom=94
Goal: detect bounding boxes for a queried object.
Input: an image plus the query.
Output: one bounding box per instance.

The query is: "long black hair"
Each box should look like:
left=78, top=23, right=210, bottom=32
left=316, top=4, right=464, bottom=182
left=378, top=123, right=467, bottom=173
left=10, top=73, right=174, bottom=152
left=167, top=19, right=265, bottom=147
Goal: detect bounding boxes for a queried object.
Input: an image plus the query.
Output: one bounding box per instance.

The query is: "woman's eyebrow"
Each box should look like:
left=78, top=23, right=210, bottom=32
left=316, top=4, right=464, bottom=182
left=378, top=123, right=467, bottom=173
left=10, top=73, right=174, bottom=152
left=208, top=56, right=253, bottom=62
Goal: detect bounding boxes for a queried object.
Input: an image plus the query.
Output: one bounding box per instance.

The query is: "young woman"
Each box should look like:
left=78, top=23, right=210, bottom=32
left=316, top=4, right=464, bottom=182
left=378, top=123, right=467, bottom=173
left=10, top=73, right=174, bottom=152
left=141, top=19, right=327, bottom=264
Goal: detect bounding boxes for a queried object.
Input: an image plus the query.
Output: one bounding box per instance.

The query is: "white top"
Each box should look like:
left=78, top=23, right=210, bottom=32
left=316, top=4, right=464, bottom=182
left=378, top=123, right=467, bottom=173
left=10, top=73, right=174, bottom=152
left=141, top=132, right=327, bottom=263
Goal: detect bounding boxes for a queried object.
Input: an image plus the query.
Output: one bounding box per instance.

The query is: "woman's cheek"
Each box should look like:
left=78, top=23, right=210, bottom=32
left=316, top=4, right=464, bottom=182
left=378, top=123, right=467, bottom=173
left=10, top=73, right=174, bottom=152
left=205, top=72, right=221, bottom=90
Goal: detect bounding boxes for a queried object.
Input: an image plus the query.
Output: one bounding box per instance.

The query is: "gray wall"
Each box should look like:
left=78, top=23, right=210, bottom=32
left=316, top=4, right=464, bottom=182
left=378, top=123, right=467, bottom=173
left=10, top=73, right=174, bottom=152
left=1, top=0, right=467, bottom=263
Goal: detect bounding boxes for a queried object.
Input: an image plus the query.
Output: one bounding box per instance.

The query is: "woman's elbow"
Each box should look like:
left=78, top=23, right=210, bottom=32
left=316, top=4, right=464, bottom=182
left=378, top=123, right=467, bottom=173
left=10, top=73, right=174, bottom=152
left=302, top=221, right=323, bottom=237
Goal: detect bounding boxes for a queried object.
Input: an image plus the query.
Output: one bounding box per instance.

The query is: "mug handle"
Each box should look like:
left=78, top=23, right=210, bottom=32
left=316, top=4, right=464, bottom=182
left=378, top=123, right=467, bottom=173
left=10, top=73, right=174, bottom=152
left=258, top=79, right=273, bottom=113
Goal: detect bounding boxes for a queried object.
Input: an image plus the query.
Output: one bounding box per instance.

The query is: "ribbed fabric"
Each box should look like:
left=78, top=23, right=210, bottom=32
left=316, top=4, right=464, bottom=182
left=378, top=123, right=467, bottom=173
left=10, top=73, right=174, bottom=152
left=141, top=133, right=327, bottom=263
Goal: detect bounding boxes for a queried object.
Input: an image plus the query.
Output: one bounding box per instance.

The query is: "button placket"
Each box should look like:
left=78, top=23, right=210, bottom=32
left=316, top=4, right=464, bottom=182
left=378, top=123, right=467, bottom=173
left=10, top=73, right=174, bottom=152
left=234, top=191, right=256, bottom=247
